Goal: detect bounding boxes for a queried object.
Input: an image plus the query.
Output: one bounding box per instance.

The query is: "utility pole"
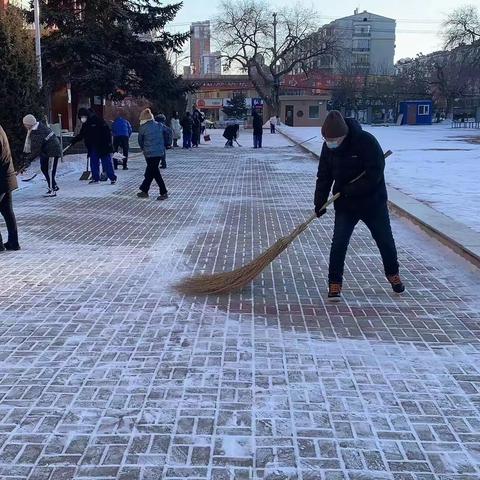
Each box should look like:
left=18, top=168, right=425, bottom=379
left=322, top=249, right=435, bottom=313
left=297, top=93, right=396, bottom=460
left=33, top=0, right=43, bottom=89
left=273, top=12, right=277, bottom=64
left=272, top=12, right=279, bottom=116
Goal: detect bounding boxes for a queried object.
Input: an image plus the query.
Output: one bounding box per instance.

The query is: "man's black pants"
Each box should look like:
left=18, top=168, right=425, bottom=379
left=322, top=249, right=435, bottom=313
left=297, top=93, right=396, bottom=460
left=329, top=203, right=399, bottom=284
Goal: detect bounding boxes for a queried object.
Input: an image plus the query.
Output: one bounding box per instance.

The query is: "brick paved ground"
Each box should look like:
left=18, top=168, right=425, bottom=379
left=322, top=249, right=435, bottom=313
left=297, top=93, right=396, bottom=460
left=1, top=132, right=480, bottom=480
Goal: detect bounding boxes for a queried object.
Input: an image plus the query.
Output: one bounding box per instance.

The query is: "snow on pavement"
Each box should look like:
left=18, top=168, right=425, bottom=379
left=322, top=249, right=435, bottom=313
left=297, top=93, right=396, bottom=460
left=1, top=135, right=480, bottom=479
left=280, top=123, right=480, bottom=233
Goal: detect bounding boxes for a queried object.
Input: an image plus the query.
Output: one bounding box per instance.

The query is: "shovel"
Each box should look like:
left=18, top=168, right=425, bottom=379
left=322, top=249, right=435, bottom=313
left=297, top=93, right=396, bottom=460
left=80, top=154, right=91, bottom=181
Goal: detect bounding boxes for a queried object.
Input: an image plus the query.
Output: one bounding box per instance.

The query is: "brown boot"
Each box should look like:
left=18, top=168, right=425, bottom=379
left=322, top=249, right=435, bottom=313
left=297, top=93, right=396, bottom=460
left=387, top=274, right=405, bottom=294
left=328, top=282, right=342, bottom=302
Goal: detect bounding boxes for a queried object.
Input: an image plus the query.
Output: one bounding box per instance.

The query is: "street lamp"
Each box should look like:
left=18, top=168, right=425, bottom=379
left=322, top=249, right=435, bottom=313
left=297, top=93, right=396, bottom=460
left=33, top=0, right=43, bottom=89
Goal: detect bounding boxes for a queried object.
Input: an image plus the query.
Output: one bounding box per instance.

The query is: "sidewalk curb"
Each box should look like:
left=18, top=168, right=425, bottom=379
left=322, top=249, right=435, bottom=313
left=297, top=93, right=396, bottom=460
left=279, top=128, right=480, bottom=269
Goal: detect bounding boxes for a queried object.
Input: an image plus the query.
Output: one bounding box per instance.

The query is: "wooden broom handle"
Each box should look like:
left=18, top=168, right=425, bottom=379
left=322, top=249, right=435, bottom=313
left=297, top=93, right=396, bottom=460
left=309, top=150, right=393, bottom=223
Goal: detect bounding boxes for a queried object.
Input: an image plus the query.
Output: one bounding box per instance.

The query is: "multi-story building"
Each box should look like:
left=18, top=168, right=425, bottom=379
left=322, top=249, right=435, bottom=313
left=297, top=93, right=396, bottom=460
left=201, top=51, right=222, bottom=75
left=294, top=9, right=396, bottom=76
left=190, top=21, right=211, bottom=75
left=333, top=9, right=396, bottom=74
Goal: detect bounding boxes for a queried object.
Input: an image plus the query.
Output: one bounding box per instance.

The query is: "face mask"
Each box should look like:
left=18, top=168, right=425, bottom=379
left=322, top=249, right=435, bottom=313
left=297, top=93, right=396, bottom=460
left=80, top=117, right=87, bottom=123
left=326, top=141, right=340, bottom=149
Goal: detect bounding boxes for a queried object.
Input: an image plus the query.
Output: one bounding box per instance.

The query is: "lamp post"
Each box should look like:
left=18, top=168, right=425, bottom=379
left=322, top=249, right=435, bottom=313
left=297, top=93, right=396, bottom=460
left=33, top=0, right=43, bottom=89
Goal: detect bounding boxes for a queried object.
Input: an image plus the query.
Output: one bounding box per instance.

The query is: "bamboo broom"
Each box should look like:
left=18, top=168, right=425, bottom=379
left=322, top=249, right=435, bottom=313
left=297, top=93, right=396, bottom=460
left=175, top=150, right=393, bottom=296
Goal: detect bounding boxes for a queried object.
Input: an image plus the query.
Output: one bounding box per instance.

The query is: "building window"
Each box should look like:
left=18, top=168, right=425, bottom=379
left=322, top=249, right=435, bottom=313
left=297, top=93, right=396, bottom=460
left=309, top=105, right=320, bottom=119
left=418, top=104, right=430, bottom=115
left=353, top=39, right=370, bottom=51
left=354, top=24, right=371, bottom=36
left=354, top=54, right=370, bottom=65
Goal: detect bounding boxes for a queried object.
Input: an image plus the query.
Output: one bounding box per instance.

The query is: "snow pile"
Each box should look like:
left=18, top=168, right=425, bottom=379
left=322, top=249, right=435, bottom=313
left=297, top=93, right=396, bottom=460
left=280, top=123, right=480, bottom=233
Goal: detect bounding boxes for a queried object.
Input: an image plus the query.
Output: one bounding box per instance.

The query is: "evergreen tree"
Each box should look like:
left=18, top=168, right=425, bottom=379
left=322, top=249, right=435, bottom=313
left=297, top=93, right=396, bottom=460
left=0, top=6, right=44, bottom=169
left=33, top=0, right=189, bottom=102
left=222, top=93, right=248, bottom=119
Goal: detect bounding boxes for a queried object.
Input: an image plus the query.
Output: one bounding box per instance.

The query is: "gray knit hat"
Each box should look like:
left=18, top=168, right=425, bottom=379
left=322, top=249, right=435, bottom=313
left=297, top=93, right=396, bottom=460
left=22, top=114, right=37, bottom=128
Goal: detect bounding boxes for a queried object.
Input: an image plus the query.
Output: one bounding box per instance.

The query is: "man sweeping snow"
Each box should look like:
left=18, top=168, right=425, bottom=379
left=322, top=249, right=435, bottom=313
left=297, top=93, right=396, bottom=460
left=314, top=110, right=405, bottom=301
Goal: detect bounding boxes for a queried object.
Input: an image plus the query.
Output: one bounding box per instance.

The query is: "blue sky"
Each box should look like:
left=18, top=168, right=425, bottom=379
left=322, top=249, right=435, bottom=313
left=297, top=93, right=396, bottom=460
left=169, top=0, right=462, bottom=61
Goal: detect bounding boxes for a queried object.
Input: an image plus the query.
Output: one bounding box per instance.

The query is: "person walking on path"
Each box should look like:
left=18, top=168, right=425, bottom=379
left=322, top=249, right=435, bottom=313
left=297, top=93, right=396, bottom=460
left=314, top=110, right=405, bottom=301
left=269, top=115, right=277, bottom=134
left=22, top=114, right=62, bottom=197
left=71, top=108, right=117, bottom=185
left=180, top=112, right=193, bottom=149
left=137, top=109, right=168, bottom=200
left=192, top=108, right=202, bottom=148
left=155, top=114, right=173, bottom=169
left=111, top=114, right=132, bottom=170
left=171, top=112, right=182, bottom=148
left=0, top=125, right=20, bottom=252
left=252, top=111, right=263, bottom=148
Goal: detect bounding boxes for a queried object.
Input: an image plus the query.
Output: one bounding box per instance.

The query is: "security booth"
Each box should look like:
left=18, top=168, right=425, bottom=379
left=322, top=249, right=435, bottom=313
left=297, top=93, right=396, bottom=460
left=279, top=95, right=330, bottom=127
left=399, top=100, right=433, bottom=125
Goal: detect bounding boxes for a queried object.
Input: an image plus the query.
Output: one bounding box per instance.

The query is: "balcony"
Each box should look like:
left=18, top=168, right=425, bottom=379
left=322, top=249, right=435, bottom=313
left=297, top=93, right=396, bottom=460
left=354, top=32, right=371, bottom=38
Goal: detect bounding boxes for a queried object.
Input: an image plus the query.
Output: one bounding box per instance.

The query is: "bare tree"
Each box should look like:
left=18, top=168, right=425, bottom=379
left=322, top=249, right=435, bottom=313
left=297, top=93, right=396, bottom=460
left=443, top=5, right=480, bottom=49
left=214, top=0, right=338, bottom=115
left=428, top=51, right=476, bottom=117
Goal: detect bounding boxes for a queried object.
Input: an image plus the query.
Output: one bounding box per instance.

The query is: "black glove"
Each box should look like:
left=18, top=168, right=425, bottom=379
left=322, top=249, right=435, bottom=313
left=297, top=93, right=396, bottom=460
left=315, top=207, right=326, bottom=218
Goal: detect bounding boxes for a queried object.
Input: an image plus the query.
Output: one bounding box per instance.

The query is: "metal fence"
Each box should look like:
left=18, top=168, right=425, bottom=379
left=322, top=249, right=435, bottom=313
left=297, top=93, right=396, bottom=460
left=452, top=121, right=480, bottom=129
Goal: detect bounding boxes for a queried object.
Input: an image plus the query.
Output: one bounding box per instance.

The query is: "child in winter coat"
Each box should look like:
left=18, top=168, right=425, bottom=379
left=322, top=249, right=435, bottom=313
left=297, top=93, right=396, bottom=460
left=111, top=114, right=132, bottom=170
left=171, top=112, right=182, bottom=148
left=22, top=114, right=63, bottom=197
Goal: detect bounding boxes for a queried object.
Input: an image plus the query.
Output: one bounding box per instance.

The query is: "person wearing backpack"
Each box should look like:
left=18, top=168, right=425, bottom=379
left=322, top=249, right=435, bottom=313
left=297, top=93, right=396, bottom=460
left=22, top=114, right=63, bottom=197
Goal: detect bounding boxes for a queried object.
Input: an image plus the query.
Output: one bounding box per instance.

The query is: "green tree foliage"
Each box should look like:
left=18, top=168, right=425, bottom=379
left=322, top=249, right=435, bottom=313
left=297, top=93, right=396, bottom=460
left=0, top=6, right=44, bottom=169
left=222, top=93, right=248, bottom=119
left=35, top=0, right=191, bottom=106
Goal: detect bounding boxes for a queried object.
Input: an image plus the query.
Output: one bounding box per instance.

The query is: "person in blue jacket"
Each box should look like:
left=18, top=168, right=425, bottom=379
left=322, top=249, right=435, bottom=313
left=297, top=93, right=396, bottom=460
left=111, top=113, right=132, bottom=170
left=137, top=109, right=168, bottom=200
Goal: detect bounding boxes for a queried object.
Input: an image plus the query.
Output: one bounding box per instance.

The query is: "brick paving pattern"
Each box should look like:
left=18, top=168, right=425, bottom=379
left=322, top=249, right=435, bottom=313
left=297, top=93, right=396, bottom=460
left=1, top=136, right=480, bottom=480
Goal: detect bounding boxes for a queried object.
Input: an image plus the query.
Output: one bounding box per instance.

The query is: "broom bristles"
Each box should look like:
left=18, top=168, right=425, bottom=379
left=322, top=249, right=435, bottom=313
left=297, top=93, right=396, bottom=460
left=174, top=213, right=316, bottom=295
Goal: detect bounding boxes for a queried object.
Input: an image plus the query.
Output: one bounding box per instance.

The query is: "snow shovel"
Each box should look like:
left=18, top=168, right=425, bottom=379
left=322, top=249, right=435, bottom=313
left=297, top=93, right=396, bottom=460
left=79, top=155, right=91, bottom=181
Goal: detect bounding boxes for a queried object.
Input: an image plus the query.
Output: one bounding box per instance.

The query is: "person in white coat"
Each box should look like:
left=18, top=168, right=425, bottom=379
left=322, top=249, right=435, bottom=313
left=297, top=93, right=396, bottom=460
left=171, top=111, right=182, bottom=148
left=269, top=115, right=277, bottom=134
